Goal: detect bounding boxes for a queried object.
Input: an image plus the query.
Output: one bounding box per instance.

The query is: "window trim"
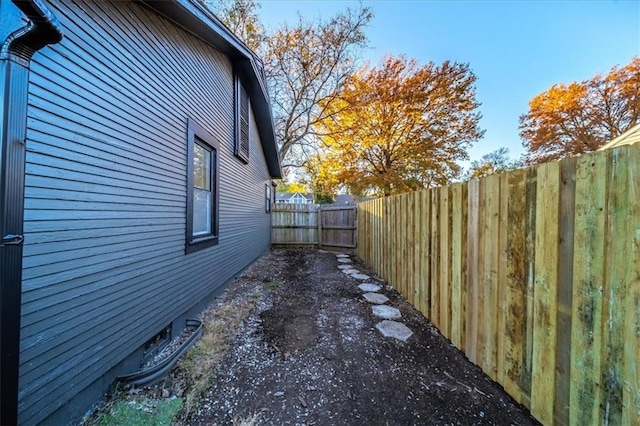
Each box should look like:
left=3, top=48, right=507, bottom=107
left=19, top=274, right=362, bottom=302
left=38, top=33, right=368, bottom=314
left=234, top=71, right=250, bottom=163
left=265, top=183, right=272, bottom=213
left=186, top=118, right=219, bottom=253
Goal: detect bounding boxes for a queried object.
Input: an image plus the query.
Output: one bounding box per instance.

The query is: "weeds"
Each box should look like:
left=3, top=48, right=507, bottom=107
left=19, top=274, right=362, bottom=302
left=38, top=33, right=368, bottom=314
left=177, top=297, right=257, bottom=418
left=264, top=281, right=280, bottom=291
left=84, top=294, right=258, bottom=425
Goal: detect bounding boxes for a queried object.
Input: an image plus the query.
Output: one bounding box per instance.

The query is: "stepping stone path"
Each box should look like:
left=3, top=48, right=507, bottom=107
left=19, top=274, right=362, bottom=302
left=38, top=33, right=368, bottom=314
left=358, top=283, right=381, bottom=292
left=372, top=305, right=402, bottom=320
left=351, top=273, right=370, bottom=280
left=375, top=320, right=413, bottom=342
left=333, top=251, right=413, bottom=342
left=362, top=293, right=389, bottom=304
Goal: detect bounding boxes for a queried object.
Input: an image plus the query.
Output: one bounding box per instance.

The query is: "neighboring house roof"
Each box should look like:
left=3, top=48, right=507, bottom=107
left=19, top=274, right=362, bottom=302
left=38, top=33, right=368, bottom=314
left=276, top=192, right=313, bottom=201
left=332, top=194, right=374, bottom=204
left=274, top=193, right=373, bottom=204
left=141, top=0, right=282, bottom=178
left=599, top=123, right=640, bottom=151
left=334, top=194, right=356, bottom=204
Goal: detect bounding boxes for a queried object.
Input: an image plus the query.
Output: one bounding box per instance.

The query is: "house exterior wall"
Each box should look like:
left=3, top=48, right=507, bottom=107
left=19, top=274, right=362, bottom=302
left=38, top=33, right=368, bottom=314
left=18, top=1, right=272, bottom=423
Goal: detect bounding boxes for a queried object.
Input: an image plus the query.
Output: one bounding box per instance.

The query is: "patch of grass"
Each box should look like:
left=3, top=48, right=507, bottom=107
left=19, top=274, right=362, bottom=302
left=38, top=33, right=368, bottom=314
left=263, top=281, right=280, bottom=291
left=95, top=397, right=182, bottom=426
left=178, top=298, right=257, bottom=416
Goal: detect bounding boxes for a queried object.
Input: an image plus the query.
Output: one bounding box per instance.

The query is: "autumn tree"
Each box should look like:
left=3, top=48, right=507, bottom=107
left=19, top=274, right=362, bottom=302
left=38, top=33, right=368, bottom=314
left=208, top=1, right=373, bottom=175
left=202, top=0, right=264, bottom=51
left=303, top=153, right=339, bottom=202
left=276, top=182, right=307, bottom=193
left=464, top=147, right=522, bottom=180
left=317, top=55, right=484, bottom=197
left=264, top=8, right=372, bottom=171
left=520, top=56, right=640, bottom=164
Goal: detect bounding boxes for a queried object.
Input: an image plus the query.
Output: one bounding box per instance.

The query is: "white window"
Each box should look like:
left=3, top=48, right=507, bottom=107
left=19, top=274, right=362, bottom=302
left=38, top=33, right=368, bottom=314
left=186, top=119, right=219, bottom=253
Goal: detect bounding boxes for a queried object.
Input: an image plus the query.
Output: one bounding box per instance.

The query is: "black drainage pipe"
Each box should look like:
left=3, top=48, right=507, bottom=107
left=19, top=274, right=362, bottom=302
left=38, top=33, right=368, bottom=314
left=117, top=319, right=203, bottom=387
left=0, top=1, right=62, bottom=424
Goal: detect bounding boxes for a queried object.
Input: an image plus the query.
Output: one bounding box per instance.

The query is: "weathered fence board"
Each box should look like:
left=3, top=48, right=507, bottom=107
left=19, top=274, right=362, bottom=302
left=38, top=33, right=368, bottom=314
left=554, top=157, right=577, bottom=425
left=271, top=204, right=356, bottom=249
left=617, top=146, right=639, bottom=426
left=271, top=204, right=318, bottom=246
left=497, top=173, right=509, bottom=386
left=450, top=183, right=465, bottom=349
left=504, top=168, right=528, bottom=404
left=357, top=143, right=640, bottom=425
left=465, top=179, right=480, bottom=364
left=531, top=161, right=560, bottom=424
left=319, top=206, right=357, bottom=248
left=570, top=152, right=607, bottom=425
left=419, top=191, right=430, bottom=317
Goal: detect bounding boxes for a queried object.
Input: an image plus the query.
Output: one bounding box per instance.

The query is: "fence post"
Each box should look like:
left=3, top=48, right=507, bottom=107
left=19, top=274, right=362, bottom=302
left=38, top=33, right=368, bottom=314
left=317, top=206, right=322, bottom=249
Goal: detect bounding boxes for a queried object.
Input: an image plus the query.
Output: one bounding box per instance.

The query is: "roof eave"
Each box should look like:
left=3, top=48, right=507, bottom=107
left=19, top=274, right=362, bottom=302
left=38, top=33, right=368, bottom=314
left=137, top=0, right=282, bottom=178
left=599, top=122, right=640, bottom=151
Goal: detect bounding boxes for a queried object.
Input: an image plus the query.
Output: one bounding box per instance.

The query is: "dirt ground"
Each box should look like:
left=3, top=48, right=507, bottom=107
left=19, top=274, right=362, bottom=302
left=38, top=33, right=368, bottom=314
left=185, top=248, right=539, bottom=425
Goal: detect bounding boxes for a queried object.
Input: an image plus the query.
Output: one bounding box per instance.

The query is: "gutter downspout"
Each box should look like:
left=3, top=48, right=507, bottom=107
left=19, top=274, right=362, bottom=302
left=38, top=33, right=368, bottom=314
left=0, top=1, right=62, bottom=424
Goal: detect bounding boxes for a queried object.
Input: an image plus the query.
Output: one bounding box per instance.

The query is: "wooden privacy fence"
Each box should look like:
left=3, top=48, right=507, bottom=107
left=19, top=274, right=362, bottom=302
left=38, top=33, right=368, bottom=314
left=271, top=204, right=357, bottom=249
left=357, top=144, right=639, bottom=425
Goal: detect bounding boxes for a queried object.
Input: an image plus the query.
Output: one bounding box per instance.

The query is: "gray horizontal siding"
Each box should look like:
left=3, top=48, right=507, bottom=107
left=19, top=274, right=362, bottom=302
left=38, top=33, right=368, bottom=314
left=19, top=0, right=272, bottom=424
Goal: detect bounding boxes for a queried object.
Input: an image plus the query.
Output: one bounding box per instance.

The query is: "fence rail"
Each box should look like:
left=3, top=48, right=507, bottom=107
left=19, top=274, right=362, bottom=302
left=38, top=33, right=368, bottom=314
left=357, top=144, right=639, bottom=425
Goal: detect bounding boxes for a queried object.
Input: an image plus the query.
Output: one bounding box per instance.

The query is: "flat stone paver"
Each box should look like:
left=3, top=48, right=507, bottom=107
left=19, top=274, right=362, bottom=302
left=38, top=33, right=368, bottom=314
left=351, top=273, right=370, bottom=280
left=376, top=320, right=413, bottom=342
left=358, top=283, right=381, bottom=292
left=362, top=293, right=389, bottom=304
left=372, top=305, right=402, bottom=320
left=337, top=258, right=352, bottom=263
left=337, top=265, right=352, bottom=270
left=335, top=254, right=349, bottom=258
left=342, top=268, right=360, bottom=275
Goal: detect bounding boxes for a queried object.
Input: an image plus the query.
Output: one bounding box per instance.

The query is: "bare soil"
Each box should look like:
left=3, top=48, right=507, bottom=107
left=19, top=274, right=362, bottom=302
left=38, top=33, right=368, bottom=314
left=187, top=248, right=539, bottom=425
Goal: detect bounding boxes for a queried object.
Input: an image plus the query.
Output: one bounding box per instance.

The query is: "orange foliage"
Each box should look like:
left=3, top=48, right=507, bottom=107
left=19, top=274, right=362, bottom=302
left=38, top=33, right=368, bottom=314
left=520, top=57, right=640, bottom=165
left=317, top=55, right=484, bottom=197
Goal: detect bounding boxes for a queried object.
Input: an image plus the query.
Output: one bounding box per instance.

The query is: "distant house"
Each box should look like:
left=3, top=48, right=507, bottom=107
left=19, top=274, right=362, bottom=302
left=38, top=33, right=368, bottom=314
left=332, top=194, right=373, bottom=205
left=599, top=123, right=640, bottom=150
left=0, top=0, right=281, bottom=424
left=276, top=192, right=314, bottom=204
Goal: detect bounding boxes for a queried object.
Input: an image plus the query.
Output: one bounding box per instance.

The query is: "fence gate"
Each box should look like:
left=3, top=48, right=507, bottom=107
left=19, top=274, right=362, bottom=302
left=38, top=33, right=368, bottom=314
left=271, top=204, right=357, bottom=250
left=318, top=205, right=357, bottom=249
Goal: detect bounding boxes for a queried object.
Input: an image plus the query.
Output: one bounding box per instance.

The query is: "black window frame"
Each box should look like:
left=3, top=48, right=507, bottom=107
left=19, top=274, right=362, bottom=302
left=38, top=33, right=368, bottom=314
left=234, top=71, right=250, bottom=163
left=186, top=118, right=219, bottom=254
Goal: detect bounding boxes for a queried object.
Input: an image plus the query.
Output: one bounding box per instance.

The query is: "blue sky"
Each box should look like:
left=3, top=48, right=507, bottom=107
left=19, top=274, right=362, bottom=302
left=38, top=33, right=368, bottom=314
left=258, top=0, right=640, bottom=164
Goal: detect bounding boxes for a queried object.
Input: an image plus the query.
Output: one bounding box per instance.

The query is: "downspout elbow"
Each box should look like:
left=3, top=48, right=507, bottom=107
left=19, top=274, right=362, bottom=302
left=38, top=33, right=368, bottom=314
left=1, top=0, right=63, bottom=63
